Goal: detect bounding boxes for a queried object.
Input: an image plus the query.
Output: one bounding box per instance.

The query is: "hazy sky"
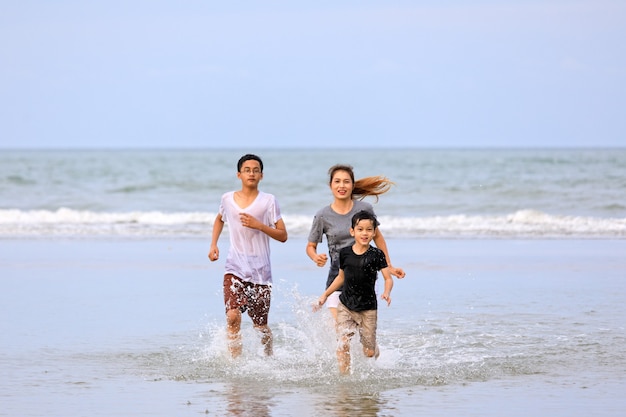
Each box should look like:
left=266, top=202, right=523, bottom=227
left=1, top=1, right=624, bottom=149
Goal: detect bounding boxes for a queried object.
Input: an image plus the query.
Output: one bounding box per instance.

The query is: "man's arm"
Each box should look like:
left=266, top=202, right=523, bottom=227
left=239, top=213, right=288, bottom=242
left=268, top=218, right=288, bottom=242
left=208, top=213, right=224, bottom=261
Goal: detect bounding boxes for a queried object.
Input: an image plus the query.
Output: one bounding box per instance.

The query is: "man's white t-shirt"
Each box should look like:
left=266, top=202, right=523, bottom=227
left=219, top=191, right=282, bottom=285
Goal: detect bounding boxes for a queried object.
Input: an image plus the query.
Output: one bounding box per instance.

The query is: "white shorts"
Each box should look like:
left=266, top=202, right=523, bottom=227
left=327, top=291, right=342, bottom=309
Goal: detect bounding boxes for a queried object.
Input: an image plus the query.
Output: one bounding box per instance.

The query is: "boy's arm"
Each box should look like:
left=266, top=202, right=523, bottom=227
left=373, top=230, right=406, bottom=279
left=239, top=214, right=288, bottom=242
left=208, top=213, right=224, bottom=261
left=313, top=270, right=345, bottom=311
left=380, top=267, right=394, bottom=306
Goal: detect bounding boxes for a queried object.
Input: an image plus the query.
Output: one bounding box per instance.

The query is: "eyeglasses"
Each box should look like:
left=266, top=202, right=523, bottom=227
left=241, top=168, right=261, bottom=175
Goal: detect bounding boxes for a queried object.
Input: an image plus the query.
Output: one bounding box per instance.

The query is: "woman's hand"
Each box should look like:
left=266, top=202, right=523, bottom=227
left=389, top=266, right=406, bottom=279
left=312, top=253, right=328, bottom=267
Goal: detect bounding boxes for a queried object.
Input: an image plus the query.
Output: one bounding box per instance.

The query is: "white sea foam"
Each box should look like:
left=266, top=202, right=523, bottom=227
left=1, top=208, right=624, bottom=238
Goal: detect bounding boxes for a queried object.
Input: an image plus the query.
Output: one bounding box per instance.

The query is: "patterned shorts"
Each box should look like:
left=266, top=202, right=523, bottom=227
left=223, top=274, right=271, bottom=326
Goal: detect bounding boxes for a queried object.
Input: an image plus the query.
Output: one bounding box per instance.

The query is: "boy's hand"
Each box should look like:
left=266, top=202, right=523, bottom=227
left=381, top=293, right=392, bottom=306
left=312, top=295, right=327, bottom=312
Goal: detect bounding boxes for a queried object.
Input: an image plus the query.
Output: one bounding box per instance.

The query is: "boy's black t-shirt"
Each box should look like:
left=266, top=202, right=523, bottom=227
left=338, top=245, right=388, bottom=312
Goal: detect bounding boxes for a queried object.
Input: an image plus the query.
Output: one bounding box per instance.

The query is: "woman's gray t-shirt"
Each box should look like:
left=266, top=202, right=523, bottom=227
left=307, top=200, right=376, bottom=288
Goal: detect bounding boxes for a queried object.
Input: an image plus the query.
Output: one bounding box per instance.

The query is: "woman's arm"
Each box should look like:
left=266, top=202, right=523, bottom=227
left=306, top=241, right=328, bottom=267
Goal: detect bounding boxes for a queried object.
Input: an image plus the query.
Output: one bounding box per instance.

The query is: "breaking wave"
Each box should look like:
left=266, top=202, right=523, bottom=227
left=0, top=208, right=624, bottom=238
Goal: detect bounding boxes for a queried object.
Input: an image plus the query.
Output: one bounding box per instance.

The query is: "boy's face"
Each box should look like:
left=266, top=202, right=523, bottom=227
left=350, top=219, right=377, bottom=245
left=237, top=160, right=263, bottom=186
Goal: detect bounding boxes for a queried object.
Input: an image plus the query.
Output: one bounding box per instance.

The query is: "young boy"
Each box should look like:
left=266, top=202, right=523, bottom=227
left=314, top=210, right=393, bottom=374
left=209, top=154, right=288, bottom=358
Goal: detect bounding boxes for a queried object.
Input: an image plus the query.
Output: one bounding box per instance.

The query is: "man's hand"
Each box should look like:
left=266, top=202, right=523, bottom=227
left=208, top=246, right=219, bottom=261
left=239, top=212, right=261, bottom=230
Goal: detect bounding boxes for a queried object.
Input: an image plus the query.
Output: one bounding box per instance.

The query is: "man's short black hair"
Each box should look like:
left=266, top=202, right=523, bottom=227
left=237, top=154, right=264, bottom=172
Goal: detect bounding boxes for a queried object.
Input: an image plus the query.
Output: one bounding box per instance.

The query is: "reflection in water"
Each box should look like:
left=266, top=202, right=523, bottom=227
left=317, top=385, right=386, bottom=417
left=197, top=380, right=387, bottom=417
left=223, top=382, right=272, bottom=417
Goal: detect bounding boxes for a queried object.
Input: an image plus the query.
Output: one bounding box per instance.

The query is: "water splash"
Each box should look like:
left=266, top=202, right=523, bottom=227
left=127, top=291, right=558, bottom=391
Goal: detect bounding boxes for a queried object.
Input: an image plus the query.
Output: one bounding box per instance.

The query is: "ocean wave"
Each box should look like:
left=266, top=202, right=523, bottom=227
left=1, top=208, right=624, bottom=238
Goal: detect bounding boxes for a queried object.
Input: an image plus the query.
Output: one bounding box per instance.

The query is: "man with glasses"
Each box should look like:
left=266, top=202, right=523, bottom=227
left=209, top=154, right=288, bottom=358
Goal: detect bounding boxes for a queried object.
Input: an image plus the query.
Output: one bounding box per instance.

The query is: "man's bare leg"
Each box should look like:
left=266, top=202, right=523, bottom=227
left=257, top=325, right=273, bottom=356
left=226, top=309, right=242, bottom=358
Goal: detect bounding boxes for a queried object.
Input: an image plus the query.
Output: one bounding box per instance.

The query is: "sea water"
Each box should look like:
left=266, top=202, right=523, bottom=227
left=0, top=148, right=625, bottom=238
left=1, top=148, right=626, bottom=416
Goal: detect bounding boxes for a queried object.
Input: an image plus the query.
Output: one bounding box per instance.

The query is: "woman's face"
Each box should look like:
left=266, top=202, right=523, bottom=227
left=330, top=170, right=353, bottom=200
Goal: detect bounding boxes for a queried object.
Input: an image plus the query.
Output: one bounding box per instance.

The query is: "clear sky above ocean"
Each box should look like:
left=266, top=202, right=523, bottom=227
left=1, top=1, right=625, bottom=149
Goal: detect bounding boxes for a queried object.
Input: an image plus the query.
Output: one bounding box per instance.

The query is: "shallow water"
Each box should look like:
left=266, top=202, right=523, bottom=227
left=2, top=238, right=626, bottom=416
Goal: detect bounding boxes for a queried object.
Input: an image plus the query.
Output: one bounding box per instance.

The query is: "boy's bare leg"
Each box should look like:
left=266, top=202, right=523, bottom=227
left=337, top=335, right=351, bottom=375
left=363, top=345, right=380, bottom=359
left=256, top=325, right=273, bottom=356
left=226, top=309, right=243, bottom=358
left=329, top=307, right=338, bottom=322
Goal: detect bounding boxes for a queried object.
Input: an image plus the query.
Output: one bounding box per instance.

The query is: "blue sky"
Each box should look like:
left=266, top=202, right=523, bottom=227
left=1, top=1, right=624, bottom=149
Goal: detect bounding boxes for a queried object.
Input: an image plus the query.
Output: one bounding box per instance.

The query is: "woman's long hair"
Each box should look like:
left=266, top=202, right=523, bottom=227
left=328, top=164, right=394, bottom=202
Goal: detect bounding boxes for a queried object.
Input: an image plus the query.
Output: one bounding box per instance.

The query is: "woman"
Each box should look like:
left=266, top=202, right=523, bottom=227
left=306, top=164, right=405, bottom=320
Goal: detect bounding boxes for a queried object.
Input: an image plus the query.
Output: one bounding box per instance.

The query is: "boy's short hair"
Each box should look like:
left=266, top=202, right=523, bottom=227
left=351, top=210, right=380, bottom=229
left=237, top=154, right=264, bottom=172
